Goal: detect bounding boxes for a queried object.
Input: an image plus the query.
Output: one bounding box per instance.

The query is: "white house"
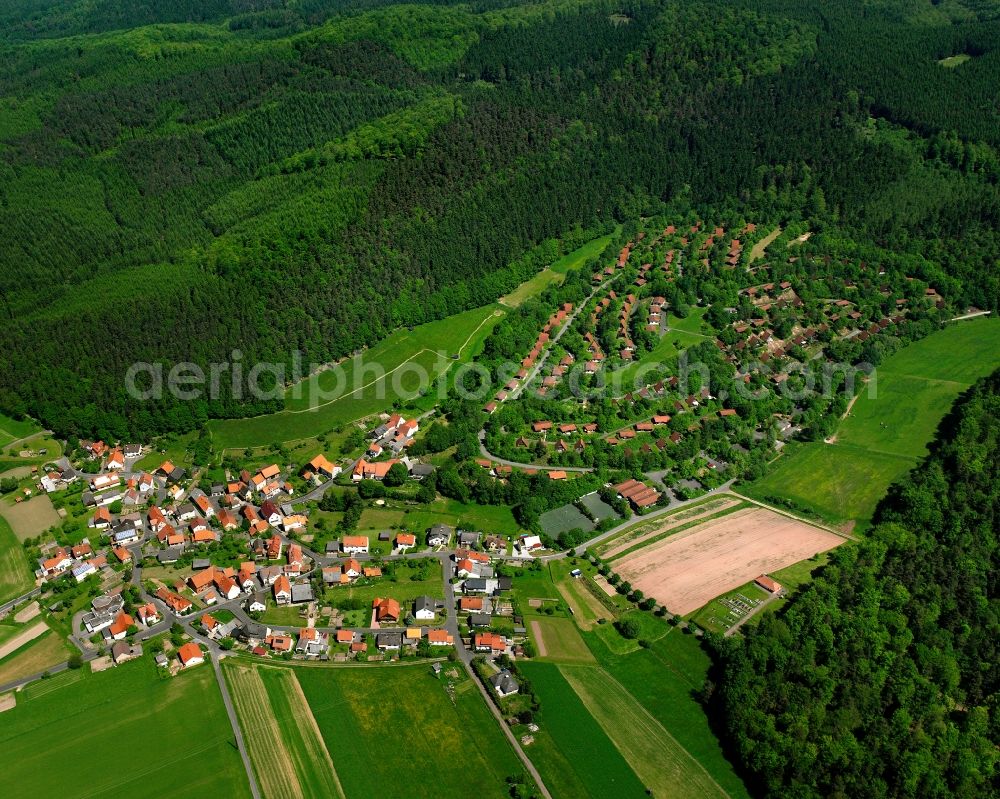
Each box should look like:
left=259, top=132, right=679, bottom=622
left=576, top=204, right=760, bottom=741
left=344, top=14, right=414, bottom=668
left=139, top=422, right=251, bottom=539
left=341, top=535, right=369, bottom=555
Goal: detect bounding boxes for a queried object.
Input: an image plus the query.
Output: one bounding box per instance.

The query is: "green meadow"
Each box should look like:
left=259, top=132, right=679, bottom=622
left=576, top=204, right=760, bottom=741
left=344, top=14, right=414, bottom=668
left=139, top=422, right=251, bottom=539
left=746, top=318, right=1000, bottom=527
left=296, top=663, right=523, bottom=798
left=514, top=566, right=749, bottom=799
left=0, top=659, right=251, bottom=799
left=0, top=515, right=32, bottom=604
left=517, top=660, right=648, bottom=799
left=210, top=304, right=503, bottom=449
left=501, top=232, right=617, bottom=307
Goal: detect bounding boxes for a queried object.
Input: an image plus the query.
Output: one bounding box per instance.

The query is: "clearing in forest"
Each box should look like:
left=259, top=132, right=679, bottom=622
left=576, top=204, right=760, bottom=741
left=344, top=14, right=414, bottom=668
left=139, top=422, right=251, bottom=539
left=746, top=317, right=1000, bottom=526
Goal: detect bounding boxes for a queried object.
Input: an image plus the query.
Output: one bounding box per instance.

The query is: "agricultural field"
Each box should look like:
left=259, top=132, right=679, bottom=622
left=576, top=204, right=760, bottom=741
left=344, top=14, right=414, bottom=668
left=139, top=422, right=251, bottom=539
left=689, top=551, right=832, bottom=633
left=0, top=515, right=32, bottom=604
left=585, top=630, right=752, bottom=799
left=0, top=659, right=251, bottom=799
left=224, top=661, right=345, bottom=799
left=210, top=304, right=503, bottom=449
left=745, top=441, right=913, bottom=526
left=531, top=617, right=596, bottom=663
left=562, top=664, right=730, bottom=799
left=0, top=493, right=61, bottom=542
left=517, top=661, right=648, bottom=799
left=500, top=232, right=616, bottom=307
left=0, top=625, right=71, bottom=686
left=598, top=496, right=744, bottom=560
left=295, top=662, right=523, bottom=798
left=550, top=567, right=615, bottom=631
left=613, top=506, right=844, bottom=615
left=745, top=317, right=1000, bottom=526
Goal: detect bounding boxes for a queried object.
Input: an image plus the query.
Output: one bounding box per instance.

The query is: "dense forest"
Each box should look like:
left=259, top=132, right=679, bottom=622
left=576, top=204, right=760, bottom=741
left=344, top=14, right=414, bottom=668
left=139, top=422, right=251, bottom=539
left=711, top=370, right=1000, bottom=798
left=0, top=0, right=998, bottom=439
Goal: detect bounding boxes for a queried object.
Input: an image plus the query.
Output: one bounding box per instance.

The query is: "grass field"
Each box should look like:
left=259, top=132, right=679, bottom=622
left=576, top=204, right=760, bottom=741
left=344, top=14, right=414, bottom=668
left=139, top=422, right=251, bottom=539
left=356, top=497, right=521, bottom=536
left=0, top=413, right=43, bottom=448
left=210, top=305, right=503, bottom=449
left=295, top=662, right=523, bottom=798
left=0, top=659, right=251, bottom=798
left=328, top=570, right=444, bottom=608
left=551, top=568, right=610, bottom=630
left=562, top=664, right=729, bottom=799
left=518, top=660, right=647, bottom=798
left=938, top=53, right=971, bottom=67
left=586, top=629, right=752, bottom=799
left=0, top=515, right=32, bottom=604
left=748, top=226, right=781, bottom=262
left=531, top=617, right=596, bottom=663
left=501, top=233, right=616, bottom=307
left=224, top=661, right=345, bottom=799
left=745, top=318, right=1000, bottom=527
left=745, top=442, right=913, bottom=526
left=0, top=627, right=71, bottom=685
left=613, top=308, right=709, bottom=390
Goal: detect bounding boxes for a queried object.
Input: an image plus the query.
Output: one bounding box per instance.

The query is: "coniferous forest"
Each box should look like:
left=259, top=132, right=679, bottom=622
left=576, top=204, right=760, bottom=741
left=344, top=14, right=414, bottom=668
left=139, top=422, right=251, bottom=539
left=710, top=369, right=1000, bottom=798
left=0, top=0, right=998, bottom=442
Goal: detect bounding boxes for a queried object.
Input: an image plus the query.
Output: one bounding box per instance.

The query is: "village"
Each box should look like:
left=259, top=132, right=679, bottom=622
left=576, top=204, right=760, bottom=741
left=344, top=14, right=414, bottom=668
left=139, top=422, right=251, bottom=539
left=2, top=214, right=954, bottom=681
left=0, top=210, right=978, bottom=799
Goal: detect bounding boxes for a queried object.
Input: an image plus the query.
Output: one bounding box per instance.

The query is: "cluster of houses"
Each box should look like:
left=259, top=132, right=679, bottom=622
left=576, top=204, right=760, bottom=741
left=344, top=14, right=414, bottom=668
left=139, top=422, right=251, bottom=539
left=35, top=541, right=109, bottom=583
left=614, top=478, right=662, bottom=510
left=367, top=413, right=420, bottom=457
left=485, top=303, right=575, bottom=411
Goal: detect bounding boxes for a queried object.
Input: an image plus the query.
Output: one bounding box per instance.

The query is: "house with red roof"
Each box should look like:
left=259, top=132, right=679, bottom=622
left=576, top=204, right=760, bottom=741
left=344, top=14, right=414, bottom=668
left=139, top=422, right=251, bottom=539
left=373, top=597, right=400, bottom=623
left=177, top=643, right=204, bottom=667
left=273, top=575, right=292, bottom=604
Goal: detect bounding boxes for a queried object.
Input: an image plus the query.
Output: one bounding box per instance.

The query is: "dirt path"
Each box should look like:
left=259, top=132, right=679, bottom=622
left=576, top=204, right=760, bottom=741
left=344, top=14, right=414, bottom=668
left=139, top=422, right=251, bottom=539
left=553, top=578, right=604, bottom=630
left=0, top=621, right=47, bottom=660
left=529, top=620, right=549, bottom=657
left=13, top=601, right=39, bottom=623
left=748, top=226, right=781, bottom=263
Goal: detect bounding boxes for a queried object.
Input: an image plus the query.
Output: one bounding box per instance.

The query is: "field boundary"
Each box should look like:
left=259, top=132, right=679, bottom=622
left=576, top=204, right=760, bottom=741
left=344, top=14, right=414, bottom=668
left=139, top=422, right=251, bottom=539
left=606, top=503, right=752, bottom=562
left=600, top=498, right=745, bottom=560
left=561, top=665, right=731, bottom=799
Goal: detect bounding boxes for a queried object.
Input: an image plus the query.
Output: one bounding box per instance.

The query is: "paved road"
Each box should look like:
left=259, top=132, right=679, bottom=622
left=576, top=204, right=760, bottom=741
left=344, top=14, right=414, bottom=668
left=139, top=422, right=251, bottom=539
left=477, top=430, right=592, bottom=473
left=438, top=556, right=553, bottom=799
left=0, top=587, right=42, bottom=617
left=212, top=651, right=262, bottom=799
left=511, top=276, right=618, bottom=400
